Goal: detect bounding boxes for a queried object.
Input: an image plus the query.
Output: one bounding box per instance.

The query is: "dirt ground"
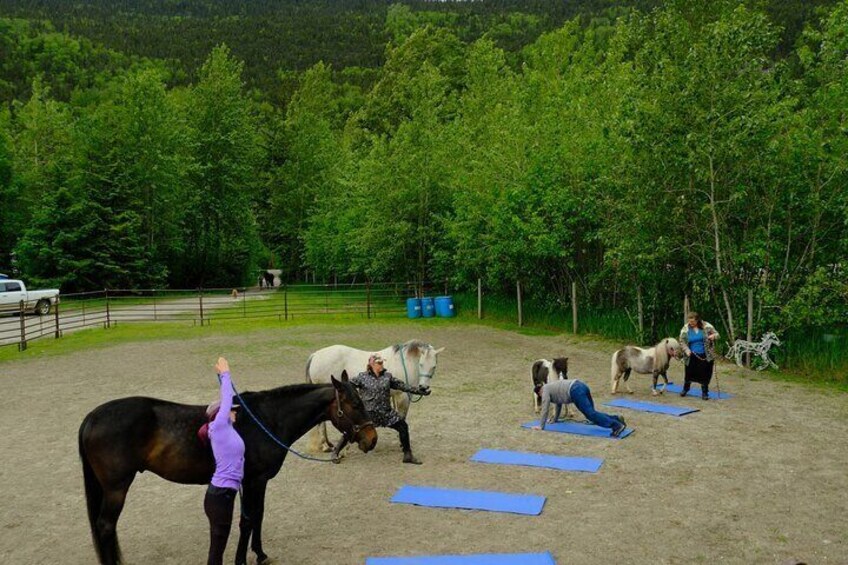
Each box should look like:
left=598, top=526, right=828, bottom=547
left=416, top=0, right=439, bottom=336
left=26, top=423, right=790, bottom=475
left=0, top=322, right=846, bottom=564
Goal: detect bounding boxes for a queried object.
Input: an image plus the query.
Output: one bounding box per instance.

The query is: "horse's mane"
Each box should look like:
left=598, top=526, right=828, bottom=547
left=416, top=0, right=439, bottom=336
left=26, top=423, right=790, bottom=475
left=653, top=337, right=679, bottom=369
left=239, top=382, right=333, bottom=403
left=393, top=340, right=430, bottom=354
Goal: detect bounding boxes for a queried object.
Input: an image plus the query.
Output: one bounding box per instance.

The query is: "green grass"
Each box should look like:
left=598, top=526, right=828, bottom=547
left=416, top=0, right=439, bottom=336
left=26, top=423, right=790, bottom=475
left=3, top=288, right=845, bottom=391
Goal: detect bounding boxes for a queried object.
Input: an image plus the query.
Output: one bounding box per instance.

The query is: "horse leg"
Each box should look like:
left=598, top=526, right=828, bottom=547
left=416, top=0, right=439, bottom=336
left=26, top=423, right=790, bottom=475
left=249, top=481, right=271, bottom=564
left=95, top=480, right=133, bottom=565
left=659, top=371, right=669, bottom=394
left=651, top=371, right=660, bottom=396
left=623, top=369, right=634, bottom=394
left=235, top=485, right=254, bottom=565
left=395, top=392, right=411, bottom=420
left=307, top=423, right=331, bottom=453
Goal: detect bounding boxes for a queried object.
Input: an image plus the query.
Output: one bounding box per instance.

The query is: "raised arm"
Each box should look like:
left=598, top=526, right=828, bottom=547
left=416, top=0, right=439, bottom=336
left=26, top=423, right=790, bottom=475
left=214, top=357, right=233, bottom=427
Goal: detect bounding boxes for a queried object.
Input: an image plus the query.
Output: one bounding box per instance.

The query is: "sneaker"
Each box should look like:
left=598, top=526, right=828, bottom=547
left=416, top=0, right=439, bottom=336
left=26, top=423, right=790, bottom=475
left=702, top=392, right=710, bottom=400
left=679, top=389, right=689, bottom=397
left=611, top=423, right=626, bottom=438
left=614, top=415, right=627, bottom=428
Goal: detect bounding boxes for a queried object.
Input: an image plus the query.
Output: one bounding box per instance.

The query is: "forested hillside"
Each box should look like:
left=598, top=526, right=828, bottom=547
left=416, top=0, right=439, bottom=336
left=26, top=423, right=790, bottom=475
left=0, top=0, right=837, bottom=102
left=0, top=1, right=846, bottom=376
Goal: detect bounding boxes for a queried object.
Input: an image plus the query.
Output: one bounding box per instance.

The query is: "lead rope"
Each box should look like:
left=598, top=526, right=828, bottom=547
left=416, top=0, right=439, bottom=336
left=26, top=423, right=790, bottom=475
left=228, top=381, right=339, bottom=463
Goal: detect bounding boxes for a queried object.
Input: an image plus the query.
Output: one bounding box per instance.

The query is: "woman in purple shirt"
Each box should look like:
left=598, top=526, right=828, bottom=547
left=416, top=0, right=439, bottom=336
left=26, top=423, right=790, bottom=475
left=204, top=357, right=245, bottom=565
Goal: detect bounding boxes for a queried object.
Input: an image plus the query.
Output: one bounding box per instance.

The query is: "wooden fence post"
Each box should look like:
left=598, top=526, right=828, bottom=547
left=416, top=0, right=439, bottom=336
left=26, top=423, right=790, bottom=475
left=747, top=289, right=753, bottom=367
left=153, top=290, right=158, bottom=321
left=284, top=284, right=288, bottom=321
left=198, top=288, right=205, bottom=326
left=477, top=277, right=482, bottom=320
left=54, top=297, right=60, bottom=339
left=366, top=282, right=372, bottom=319
left=18, top=300, right=27, bottom=351
left=105, top=289, right=111, bottom=329
left=516, top=280, right=523, bottom=327
left=243, top=287, right=247, bottom=318
left=571, top=282, right=578, bottom=335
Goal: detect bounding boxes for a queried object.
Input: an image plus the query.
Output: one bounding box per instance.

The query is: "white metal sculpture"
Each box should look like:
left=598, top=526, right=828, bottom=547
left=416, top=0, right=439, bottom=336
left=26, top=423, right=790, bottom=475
left=726, top=332, right=781, bottom=370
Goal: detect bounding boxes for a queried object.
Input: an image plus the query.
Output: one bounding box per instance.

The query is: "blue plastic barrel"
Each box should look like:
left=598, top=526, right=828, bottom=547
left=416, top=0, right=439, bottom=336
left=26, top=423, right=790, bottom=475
left=435, top=296, right=455, bottom=318
left=406, top=297, right=422, bottom=319
left=421, top=297, right=435, bottom=318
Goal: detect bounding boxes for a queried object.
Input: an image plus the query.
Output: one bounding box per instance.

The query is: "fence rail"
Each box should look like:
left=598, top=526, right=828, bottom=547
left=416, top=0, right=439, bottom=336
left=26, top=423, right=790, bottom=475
left=0, top=282, right=440, bottom=350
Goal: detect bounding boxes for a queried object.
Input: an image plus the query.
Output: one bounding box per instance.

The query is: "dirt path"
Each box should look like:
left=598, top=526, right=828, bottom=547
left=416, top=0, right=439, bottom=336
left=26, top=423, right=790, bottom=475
left=0, top=322, right=845, bottom=564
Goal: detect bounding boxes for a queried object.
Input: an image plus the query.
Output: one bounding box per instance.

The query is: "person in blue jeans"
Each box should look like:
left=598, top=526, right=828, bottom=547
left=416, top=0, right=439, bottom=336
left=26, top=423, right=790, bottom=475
left=531, top=379, right=628, bottom=437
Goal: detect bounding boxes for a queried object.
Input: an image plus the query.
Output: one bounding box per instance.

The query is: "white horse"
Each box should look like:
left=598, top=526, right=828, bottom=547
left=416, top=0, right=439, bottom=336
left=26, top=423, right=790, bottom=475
left=611, top=337, right=681, bottom=395
left=306, top=340, right=444, bottom=452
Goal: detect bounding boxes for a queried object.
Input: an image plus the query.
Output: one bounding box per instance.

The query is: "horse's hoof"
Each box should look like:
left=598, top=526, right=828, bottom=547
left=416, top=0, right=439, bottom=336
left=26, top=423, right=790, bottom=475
left=321, top=444, right=333, bottom=453
left=651, top=390, right=659, bottom=396
left=257, top=555, right=274, bottom=565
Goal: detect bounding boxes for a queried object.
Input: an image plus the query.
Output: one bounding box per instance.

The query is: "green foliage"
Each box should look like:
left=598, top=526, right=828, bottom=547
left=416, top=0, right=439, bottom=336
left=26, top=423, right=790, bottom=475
left=0, top=2, right=846, bottom=379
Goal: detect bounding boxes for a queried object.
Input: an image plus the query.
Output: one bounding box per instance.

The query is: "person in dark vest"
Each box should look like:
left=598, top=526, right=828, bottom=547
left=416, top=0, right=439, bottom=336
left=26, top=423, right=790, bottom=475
left=333, top=353, right=430, bottom=464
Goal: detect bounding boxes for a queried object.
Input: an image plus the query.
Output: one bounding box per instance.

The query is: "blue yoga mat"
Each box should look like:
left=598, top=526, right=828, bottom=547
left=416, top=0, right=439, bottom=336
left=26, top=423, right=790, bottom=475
left=390, top=485, right=546, bottom=516
left=664, top=383, right=733, bottom=399
left=603, top=398, right=699, bottom=416
left=366, top=552, right=557, bottom=565
left=471, top=449, right=603, bottom=473
left=521, top=421, right=634, bottom=439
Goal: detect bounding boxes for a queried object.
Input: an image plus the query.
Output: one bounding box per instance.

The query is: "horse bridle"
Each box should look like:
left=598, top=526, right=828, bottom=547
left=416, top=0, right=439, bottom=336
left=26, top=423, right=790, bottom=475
left=333, top=388, right=375, bottom=439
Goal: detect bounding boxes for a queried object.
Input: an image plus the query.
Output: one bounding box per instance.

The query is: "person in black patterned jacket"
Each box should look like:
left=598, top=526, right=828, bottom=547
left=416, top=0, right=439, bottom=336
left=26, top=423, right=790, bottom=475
left=332, top=353, right=430, bottom=464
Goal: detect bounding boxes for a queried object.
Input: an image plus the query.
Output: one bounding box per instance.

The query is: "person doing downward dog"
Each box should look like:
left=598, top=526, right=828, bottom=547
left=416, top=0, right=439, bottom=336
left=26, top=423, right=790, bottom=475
left=678, top=311, right=720, bottom=400
left=531, top=378, right=628, bottom=437
left=204, top=357, right=245, bottom=565
left=333, top=353, right=430, bottom=464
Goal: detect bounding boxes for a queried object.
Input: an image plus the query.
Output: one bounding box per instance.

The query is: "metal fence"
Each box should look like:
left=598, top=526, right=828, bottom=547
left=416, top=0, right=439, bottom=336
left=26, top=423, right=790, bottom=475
left=0, top=282, right=442, bottom=351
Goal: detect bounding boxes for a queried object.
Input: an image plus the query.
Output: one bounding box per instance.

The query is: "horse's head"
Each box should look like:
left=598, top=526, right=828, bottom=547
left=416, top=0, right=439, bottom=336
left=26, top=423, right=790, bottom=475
left=329, top=373, right=377, bottom=453
left=415, top=345, right=444, bottom=392
left=764, top=332, right=781, bottom=346
left=552, top=357, right=568, bottom=379
left=665, top=338, right=682, bottom=358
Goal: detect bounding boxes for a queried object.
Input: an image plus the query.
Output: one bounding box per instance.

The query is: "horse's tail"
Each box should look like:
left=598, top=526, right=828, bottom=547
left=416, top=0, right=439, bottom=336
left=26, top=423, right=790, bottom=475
left=305, top=353, right=314, bottom=384
left=79, top=415, right=107, bottom=564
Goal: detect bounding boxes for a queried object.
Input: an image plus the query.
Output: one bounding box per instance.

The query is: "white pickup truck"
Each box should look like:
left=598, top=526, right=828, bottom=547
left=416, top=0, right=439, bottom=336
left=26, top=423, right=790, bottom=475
left=0, top=279, right=60, bottom=315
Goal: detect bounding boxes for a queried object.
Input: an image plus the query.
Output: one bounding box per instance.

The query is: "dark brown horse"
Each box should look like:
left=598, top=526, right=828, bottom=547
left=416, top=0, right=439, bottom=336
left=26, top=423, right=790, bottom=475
left=79, top=374, right=377, bottom=565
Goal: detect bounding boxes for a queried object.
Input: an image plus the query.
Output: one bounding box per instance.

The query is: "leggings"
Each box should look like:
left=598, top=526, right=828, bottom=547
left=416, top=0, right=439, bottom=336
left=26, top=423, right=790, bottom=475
left=389, top=419, right=412, bottom=452
left=204, top=485, right=237, bottom=565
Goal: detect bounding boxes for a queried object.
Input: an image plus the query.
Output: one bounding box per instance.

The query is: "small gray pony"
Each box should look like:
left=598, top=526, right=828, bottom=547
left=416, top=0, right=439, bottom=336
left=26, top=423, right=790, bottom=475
left=610, top=338, right=681, bottom=395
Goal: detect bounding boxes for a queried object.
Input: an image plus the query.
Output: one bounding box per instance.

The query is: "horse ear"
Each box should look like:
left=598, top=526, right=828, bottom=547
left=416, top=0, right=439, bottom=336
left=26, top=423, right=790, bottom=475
left=434, top=347, right=445, bottom=355
left=340, top=370, right=349, bottom=383
left=330, top=374, right=342, bottom=389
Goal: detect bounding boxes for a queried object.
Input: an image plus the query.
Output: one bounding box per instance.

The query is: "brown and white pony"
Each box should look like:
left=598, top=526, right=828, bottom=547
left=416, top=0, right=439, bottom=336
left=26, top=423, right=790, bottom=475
left=531, top=357, right=568, bottom=414
left=611, top=338, right=681, bottom=395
